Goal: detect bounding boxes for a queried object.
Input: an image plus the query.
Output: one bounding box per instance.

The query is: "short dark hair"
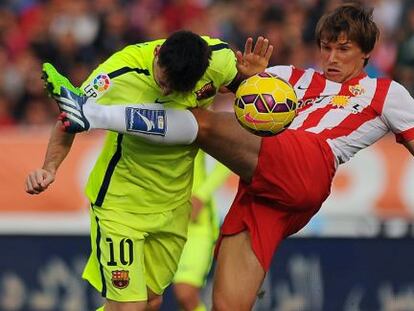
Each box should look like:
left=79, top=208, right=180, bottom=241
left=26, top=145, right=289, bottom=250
left=315, top=2, right=380, bottom=66
left=158, top=30, right=212, bottom=93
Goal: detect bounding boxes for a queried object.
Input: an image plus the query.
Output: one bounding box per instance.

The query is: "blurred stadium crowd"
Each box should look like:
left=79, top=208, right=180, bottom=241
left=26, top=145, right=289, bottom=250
left=0, top=0, right=414, bottom=127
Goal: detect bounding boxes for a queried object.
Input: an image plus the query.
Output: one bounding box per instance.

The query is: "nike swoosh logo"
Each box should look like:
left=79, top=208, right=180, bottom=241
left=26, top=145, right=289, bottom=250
left=136, top=111, right=154, bottom=130
left=155, top=98, right=170, bottom=104
left=297, top=85, right=308, bottom=90
left=245, top=113, right=272, bottom=124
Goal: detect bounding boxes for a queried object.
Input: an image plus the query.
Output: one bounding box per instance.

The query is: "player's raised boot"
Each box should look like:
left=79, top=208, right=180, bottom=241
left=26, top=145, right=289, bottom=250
left=41, top=62, right=82, bottom=98
left=56, top=86, right=90, bottom=133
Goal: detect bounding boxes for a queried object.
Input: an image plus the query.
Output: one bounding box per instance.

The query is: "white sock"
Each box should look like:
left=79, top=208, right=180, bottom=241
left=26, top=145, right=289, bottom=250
left=83, top=98, right=198, bottom=145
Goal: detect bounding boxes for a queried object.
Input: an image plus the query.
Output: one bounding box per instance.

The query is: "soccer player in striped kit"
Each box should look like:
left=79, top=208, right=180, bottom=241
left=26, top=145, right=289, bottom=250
left=40, top=3, right=414, bottom=311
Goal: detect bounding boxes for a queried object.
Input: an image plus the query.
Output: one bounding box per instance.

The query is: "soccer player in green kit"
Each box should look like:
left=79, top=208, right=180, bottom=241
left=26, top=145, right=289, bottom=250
left=25, top=30, right=272, bottom=311
left=173, top=150, right=230, bottom=311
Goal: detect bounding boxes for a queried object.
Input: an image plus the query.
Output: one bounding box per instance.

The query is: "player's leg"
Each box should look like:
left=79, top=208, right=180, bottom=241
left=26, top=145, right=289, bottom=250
left=41, top=63, right=199, bottom=143
left=212, top=231, right=265, bottom=311
left=44, top=70, right=261, bottom=181
left=192, top=108, right=261, bottom=183
left=51, top=88, right=261, bottom=183
left=51, top=86, right=199, bottom=144
left=45, top=73, right=261, bottom=181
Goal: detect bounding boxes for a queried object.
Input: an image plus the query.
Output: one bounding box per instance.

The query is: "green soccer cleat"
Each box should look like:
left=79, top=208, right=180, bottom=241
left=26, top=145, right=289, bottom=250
left=41, top=62, right=83, bottom=98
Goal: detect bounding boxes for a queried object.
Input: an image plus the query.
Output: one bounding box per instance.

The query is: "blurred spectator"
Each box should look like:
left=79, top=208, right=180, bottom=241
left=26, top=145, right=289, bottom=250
left=0, top=94, right=15, bottom=127
left=162, top=0, right=205, bottom=33
left=94, top=5, right=142, bottom=57
left=0, top=0, right=411, bottom=128
left=394, top=0, right=414, bottom=93
left=19, top=98, right=57, bottom=126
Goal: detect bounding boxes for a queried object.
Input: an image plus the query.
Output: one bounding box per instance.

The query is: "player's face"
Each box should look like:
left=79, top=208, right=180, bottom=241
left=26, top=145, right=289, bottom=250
left=320, top=32, right=369, bottom=83
left=153, top=50, right=172, bottom=95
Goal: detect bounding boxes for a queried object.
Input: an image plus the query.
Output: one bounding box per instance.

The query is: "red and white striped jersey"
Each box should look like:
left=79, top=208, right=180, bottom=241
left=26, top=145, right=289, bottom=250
left=267, top=65, right=414, bottom=164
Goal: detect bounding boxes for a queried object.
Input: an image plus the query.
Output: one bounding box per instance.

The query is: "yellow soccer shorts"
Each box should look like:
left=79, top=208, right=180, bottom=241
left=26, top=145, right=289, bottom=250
left=173, top=204, right=219, bottom=287
left=83, top=204, right=190, bottom=302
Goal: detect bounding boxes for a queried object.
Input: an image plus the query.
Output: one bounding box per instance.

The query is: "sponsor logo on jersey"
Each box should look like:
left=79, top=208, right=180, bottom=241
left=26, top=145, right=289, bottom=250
left=195, top=82, right=216, bottom=100
left=297, top=85, right=308, bottom=90
left=83, top=73, right=111, bottom=98
left=298, top=95, right=330, bottom=111
left=111, top=270, right=130, bottom=289
left=330, top=95, right=350, bottom=108
left=155, top=98, right=170, bottom=104
left=349, top=84, right=365, bottom=96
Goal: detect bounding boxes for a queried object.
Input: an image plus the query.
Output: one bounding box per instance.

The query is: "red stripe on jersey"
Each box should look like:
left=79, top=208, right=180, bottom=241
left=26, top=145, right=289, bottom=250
left=303, top=72, right=329, bottom=98
left=288, top=68, right=305, bottom=87
left=320, top=78, right=392, bottom=139
left=371, top=78, right=392, bottom=115
left=395, top=127, right=414, bottom=143
left=296, top=72, right=328, bottom=116
left=298, top=73, right=336, bottom=130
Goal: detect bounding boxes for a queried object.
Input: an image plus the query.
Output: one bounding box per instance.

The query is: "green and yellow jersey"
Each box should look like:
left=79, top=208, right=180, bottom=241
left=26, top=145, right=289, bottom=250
left=82, top=37, right=237, bottom=214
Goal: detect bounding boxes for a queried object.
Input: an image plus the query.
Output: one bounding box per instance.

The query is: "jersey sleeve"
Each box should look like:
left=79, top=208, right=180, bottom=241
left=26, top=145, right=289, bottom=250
left=382, top=81, right=414, bottom=143
left=219, top=49, right=238, bottom=88
left=205, top=37, right=238, bottom=87
left=266, top=65, right=294, bottom=81
left=195, top=44, right=238, bottom=108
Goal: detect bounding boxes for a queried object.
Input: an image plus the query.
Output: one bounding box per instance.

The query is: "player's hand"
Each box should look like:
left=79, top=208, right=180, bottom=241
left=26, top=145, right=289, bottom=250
left=236, top=37, right=274, bottom=78
left=25, top=168, right=55, bottom=195
left=190, top=196, right=204, bottom=222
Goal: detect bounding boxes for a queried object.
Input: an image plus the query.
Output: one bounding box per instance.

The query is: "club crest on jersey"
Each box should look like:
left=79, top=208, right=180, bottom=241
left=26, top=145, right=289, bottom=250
left=349, top=84, right=365, bottom=96
left=83, top=73, right=111, bottom=98
left=330, top=95, right=350, bottom=108
left=111, top=270, right=130, bottom=289
left=195, top=82, right=216, bottom=100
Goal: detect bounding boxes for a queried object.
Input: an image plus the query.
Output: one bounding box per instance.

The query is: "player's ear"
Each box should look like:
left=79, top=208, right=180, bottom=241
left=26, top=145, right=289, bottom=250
left=363, top=53, right=370, bottom=60
left=154, top=45, right=161, bottom=56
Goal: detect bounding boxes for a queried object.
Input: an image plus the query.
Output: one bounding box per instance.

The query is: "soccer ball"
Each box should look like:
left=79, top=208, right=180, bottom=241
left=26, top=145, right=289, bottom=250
left=234, top=72, right=298, bottom=136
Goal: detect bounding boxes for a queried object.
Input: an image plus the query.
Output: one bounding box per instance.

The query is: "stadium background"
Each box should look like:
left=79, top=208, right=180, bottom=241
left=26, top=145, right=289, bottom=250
left=1, top=0, right=414, bottom=310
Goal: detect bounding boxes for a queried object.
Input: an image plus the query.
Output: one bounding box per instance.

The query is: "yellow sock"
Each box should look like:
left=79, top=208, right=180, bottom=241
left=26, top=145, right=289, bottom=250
left=179, top=302, right=206, bottom=311
left=193, top=302, right=207, bottom=311
left=96, top=306, right=104, bottom=311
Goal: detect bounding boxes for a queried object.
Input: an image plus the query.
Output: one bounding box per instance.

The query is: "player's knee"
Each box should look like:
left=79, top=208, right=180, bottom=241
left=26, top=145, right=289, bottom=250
left=147, top=295, right=163, bottom=311
left=212, top=295, right=237, bottom=311
left=105, top=300, right=148, bottom=311
left=174, top=288, right=192, bottom=304
left=173, top=284, right=200, bottom=311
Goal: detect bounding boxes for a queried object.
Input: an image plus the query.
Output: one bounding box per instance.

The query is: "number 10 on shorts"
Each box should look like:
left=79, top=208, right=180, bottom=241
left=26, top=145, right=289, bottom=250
left=106, top=238, right=134, bottom=266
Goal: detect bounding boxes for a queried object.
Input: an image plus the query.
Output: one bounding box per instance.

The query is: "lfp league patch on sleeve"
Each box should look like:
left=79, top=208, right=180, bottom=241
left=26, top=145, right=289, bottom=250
left=125, top=107, right=166, bottom=136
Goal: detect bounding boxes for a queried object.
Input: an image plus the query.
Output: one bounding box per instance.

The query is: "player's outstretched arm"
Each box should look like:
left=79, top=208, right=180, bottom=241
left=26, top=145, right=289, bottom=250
left=25, top=123, right=75, bottom=194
